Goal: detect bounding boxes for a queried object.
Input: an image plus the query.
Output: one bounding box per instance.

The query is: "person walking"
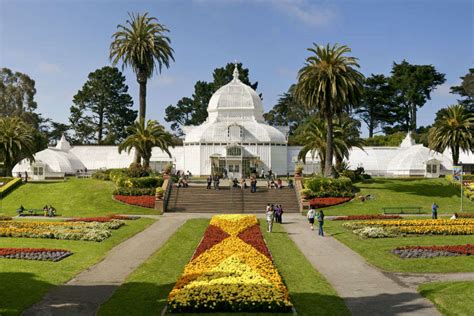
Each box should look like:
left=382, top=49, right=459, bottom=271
left=431, top=202, right=439, bottom=219
left=274, top=205, right=281, bottom=223
left=307, top=206, right=316, bottom=230
left=316, top=209, right=325, bottom=236
left=266, top=204, right=275, bottom=232
left=279, top=204, right=284, bottom=224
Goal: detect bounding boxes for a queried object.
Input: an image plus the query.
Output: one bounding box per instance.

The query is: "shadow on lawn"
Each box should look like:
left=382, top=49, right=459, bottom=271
left=0, top=272, right=53, bottom=316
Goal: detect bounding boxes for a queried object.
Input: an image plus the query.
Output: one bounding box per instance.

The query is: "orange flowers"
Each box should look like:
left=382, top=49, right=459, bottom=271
left=168, top=215, right=292, bottom=313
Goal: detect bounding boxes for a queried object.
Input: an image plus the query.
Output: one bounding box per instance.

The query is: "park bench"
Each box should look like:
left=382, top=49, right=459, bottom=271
left=382, top=206, right=423, bottom=214
left=17, top=208, right=43, bottom=216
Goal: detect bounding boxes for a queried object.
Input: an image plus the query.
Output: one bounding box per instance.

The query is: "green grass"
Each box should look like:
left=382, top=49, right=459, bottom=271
left=324, top=220, right=474, bottom=273
left=418, top=281, right=474, bottom=316
left=0, top=218, right=154, bottom=315
left=323, top=178, right=473, bottom=215
left=0, top=177, right=157, bottom=217
left=99, top=220, right=349, bottom=316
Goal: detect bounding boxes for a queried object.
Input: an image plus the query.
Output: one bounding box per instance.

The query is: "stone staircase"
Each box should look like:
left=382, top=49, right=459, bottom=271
left=166, top=184, right=300, bottom=213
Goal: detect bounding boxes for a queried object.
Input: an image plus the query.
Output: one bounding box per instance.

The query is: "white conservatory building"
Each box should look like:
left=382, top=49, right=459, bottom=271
left=13, top=65, right=471, bottom=180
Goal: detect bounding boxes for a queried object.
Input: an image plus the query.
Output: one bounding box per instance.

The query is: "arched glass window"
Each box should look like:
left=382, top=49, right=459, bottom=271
left=227, top=146, right=242, bottom=157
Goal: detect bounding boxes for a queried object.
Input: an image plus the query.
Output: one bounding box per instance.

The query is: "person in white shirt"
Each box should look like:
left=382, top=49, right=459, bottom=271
left=307, top=206, right=316, bottom=230
left=266, top=204, right=274, bottom=232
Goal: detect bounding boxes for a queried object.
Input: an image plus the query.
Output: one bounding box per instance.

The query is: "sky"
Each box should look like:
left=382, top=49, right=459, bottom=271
left=1, top=0, right=473, bottom=137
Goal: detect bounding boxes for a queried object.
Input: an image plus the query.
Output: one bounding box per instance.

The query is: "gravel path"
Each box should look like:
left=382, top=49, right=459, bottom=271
left=282, top=213, right=441, bottom=316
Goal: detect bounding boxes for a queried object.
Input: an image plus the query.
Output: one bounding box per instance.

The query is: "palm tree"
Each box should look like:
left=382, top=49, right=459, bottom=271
left=119, top=119, right=174, bottom=169
left=294, top=43, right=364, bottom=177
left=110, top=12, right=174, bottom=122
left=428, top=104, right=473, bottom=165
left=333, top=115, right=365, bottom=170
left=0, top=117, right=36, bottom=176
left=296, top=116, right=364, bottom=175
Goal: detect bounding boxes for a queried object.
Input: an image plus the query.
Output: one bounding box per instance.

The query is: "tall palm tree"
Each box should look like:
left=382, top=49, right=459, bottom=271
left=429, top=104, right=473, bottom=165
left=0, top=117, right=36, bottom=176
left=294, top=43, right=364, bottom=177
left=296, top=118, right=327, bottom=174
left=119, top=119, right=174, bottom=169
left=110, top=12, right=174, bottom=122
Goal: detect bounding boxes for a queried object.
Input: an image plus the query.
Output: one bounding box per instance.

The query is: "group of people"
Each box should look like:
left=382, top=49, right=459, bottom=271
left=17, top=172, right=28, bottom=183
left=267, top=178, right=285, bottom=189
left=16, top=204, right=56, bottom=217
left=265, top=204, right=285, bottom=232
left=206, top=174, right=221, bottom=190
left=307, top=206, right=325, bottom=236
left=176, top=170, right=192, bottom=188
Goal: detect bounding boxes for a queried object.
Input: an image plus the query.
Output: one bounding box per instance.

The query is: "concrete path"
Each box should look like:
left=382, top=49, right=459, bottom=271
left=283, top=213, right=441, bottom=316
left=22, top=213, right=208, bottom=316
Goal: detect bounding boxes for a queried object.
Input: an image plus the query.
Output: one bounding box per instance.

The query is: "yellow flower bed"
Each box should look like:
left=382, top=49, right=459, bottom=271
left=344, top=219, right=474, bottom=237
left=0, top=220, right=123, bottom=242
left=168, top=215, right=292, bottom=313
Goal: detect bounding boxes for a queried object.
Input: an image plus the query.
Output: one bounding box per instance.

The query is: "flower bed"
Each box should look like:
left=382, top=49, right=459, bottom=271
left=0, top=216, right=12, bottom=221
left=392, top=244, right=474, bottom=258
left=333, top=215, right=402, bottom=221
left=0, top=248, right=72, bottom=262
left=168, top=214, right=292, bottom=313
left=309, top=197, right=352, bottom=208
left=344, top=219, right=474, bottom=238
left=456, top=213, right=474, bottom=218
left=114, top=195, right=155, bottom=208
left=67, top=215, right=140, bottom=222
left=0, top=220, right=124, bottom=242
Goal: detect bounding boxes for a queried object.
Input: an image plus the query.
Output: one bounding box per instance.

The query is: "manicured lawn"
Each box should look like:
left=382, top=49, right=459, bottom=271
left=0, top=218, right=154, bottom=315
left=419, top=281, right=474, bottom=316
left=0, top=177, right=157, bottom=217
left=323, top=178, right=473, bottom=215
left=324, top=220, right=474, bottom=273
left=99, top=219, right=349, bottom=316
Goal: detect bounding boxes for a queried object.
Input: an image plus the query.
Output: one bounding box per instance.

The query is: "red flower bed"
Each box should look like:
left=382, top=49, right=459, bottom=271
left=0, top=248, right=72, bottom=261
left=334, top=215, right=402, bottom=221
left=192, top=225, right=229, bottom=260
left=238, top=224, right=272, bottom=259
left=395, top=244, right=474, bottom=255
left=110, top=215, right=140, bottom=220
left=309, top=197, right=352, bottom=208
left=114, top=195, right=155, bottom=208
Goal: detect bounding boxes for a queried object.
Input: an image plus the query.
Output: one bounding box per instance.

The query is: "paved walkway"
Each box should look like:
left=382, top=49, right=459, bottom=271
left=22, top=213, right=211, bottom=316
left=283, top=214, right=441, bottom=316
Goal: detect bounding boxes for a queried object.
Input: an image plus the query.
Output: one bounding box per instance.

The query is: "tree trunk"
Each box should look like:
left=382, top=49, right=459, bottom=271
left=410, top=104, right=417, bottom=131
left=98, top=108, right=103, bottom=144
left=138, top=74, right=147, bottom=121
left=5, top=161, right=13, bottom=177
left=324, top=112, right=334, bottom=178
left=452, top=146, right=459, bottom=166
left=368, top=119, right=374, bottom=138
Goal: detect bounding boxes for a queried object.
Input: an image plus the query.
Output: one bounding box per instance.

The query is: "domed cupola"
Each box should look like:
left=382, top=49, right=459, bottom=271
left=207, top=64, right=265, bottom=122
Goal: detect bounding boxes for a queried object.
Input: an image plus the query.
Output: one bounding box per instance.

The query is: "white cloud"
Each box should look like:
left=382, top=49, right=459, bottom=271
left=193, top=0, right=336, bottom=27
left=38, top=61, right=62, bottom=74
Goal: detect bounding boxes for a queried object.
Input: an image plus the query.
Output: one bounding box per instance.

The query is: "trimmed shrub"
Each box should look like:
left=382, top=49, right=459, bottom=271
left=92, top=170, right=110, bottom=181
left=0, top=178, right=22, bottom=197
left=304, top=176, right=354, bottom=198
left=113, top=187, right=156, bottom=196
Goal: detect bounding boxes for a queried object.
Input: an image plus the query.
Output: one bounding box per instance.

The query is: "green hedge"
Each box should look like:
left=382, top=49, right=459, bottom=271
left=113, top=187, right=156, bottom=196
left=0, top=178, right=22, bottom=198
left=115, top=176, right=164, bottom=189
left=304, top=177, right=354, bottom=198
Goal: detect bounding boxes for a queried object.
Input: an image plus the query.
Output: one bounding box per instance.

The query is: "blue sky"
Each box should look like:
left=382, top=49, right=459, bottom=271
left=1, top=0, right=472, bottom=136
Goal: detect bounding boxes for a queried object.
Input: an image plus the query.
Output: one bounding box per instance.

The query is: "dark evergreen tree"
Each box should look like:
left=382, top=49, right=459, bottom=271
left=69, top=66, right=137, bottom=144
